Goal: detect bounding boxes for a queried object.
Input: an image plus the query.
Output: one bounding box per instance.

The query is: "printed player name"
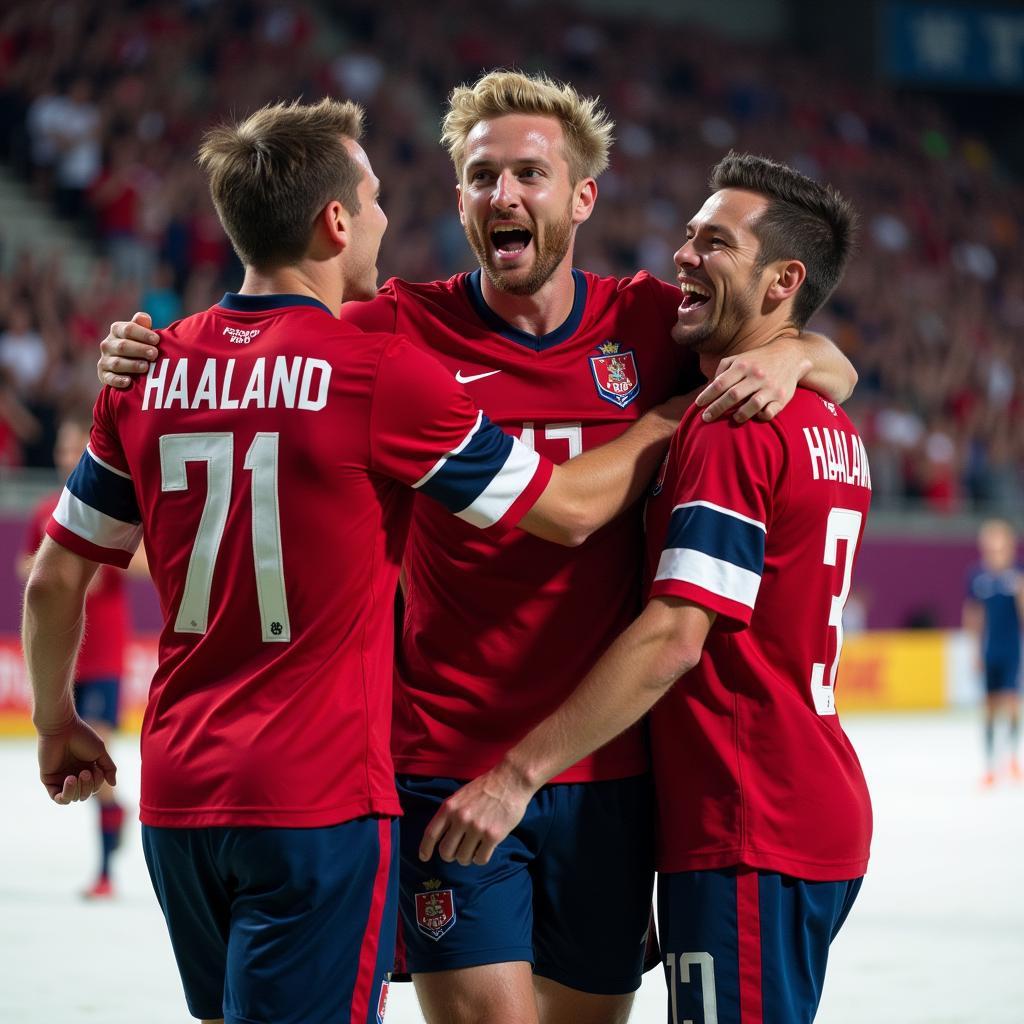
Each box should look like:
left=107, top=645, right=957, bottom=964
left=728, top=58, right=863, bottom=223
left=142, top=356, right=331, bottom=411
left=803, top=425, right=872, bottom=489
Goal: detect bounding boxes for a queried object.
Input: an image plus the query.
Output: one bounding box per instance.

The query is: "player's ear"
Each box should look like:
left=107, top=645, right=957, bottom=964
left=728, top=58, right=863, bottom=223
left=456, top=183, right=465, bottom=226
left=764, top=259, right=805, bottom=304
left=320, top=199, right=349, bottom=254
left=572, top=178, right=598, bottom=225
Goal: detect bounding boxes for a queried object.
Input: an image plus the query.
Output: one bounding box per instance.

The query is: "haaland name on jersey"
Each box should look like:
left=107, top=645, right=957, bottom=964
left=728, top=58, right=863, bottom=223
left=142, top=356, right=331, bottom=412
left=803, top=425, right=871, bottom=489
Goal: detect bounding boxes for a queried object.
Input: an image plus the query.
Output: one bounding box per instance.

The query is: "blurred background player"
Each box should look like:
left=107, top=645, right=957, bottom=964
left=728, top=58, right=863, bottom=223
left=93, top=70, right=857, bottom=1024
left=17, top=407, right=145, bottom=898
left=423, top=152, right=870, bottom=1024
left=964, top=519, right=1023, bottom=786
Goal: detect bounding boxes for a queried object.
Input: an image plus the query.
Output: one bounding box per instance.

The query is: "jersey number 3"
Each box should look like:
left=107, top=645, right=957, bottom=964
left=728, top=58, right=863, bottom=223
left=160, top=432, right=290, bottom=643
left=811, top=506, right=862, bottom=715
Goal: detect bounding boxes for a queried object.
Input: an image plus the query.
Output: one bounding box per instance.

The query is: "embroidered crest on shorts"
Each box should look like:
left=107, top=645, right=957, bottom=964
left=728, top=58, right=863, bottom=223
left=415, top=878, right=457, bottom=941
left=376, top=976, right=390, bottom=1022
left=590, top=341, right=640, bottom=408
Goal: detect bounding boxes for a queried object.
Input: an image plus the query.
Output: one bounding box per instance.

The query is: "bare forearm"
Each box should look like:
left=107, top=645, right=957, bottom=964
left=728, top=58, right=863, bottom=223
left=500, top=599, right=710, bottom=791
left=798, top=332, right=857, bottom=403
left=23, top=580, right=85, bottom=729
left=22, top=540, right=98, bottom=730
left=521, top=396, right=690, bottom=545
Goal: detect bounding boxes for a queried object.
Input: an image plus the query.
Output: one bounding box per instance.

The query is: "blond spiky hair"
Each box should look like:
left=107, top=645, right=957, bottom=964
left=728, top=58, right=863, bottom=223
left=441, top=70, right=615, bottom=183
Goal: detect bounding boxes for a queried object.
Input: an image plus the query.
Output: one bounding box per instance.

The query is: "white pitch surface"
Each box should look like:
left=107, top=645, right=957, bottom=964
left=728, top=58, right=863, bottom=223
left=2, top=711, right=1023, bottom=1023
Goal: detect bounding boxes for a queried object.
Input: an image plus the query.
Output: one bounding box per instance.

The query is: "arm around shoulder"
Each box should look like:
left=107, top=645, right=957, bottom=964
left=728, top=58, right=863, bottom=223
left=517, top=394, right=691, bottom=546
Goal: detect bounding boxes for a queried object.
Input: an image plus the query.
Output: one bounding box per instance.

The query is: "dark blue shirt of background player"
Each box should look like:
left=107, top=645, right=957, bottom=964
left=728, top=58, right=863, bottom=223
left=967, top=566, right=1022, bottom=678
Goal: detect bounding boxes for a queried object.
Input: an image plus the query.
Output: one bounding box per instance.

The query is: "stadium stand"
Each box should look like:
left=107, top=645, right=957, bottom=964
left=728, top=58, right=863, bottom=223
left=0, top=0, right=1020, bottom=511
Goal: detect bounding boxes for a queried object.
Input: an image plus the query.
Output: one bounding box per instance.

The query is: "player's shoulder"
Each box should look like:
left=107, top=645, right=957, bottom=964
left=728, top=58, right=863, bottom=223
left=677, top=400, right=784, bottom=457
left=771, top=388, right=860, bottom=440
left=579, top=268, right=679, bottom=309
left=380, top=274, right=472, bottom=312
left=341, top=275, right=473, bottom=333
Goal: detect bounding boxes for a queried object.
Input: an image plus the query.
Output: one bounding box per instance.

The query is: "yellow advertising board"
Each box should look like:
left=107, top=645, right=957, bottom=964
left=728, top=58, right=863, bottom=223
left=836, top=631, right=948, bottom=712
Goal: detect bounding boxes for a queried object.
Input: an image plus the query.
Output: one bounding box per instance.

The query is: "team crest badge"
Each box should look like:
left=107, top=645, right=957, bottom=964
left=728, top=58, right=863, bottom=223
left=590, top=341, right=640, bottom=408
left=415, top=879, right=456, bottom=941
left=376, top=976, right=390, bottom=1023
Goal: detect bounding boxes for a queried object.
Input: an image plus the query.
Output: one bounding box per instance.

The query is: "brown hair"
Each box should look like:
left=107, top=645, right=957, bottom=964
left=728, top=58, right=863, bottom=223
left=441, top=70, right=614, bottom=183
left=710, top=152, right=858, bottom=328
left=198, top=98, right=366, bottom=269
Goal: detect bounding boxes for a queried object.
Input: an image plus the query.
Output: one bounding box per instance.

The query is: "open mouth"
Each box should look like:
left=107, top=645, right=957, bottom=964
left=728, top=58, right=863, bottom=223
left=490, top=224, right=533, bottom=260
left=678, top=281, right=711, bottom=314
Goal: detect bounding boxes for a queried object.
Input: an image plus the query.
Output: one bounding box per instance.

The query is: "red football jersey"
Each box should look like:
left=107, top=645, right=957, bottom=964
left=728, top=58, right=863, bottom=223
left=47, top=293, right=552, bottom=828
left=342, top=269, right=697, bottom=781
left=25, top=493, right=128, bottom=681
left=645, top=389, right=873, bottom=880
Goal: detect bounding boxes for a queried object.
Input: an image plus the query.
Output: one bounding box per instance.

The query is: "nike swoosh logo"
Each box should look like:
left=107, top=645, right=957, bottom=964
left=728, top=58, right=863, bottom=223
left=455, top=369, right=502, bottom=384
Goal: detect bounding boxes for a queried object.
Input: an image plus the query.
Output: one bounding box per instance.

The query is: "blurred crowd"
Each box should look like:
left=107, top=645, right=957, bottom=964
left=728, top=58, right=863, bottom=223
left=0, top=0, right=1021, bottom=511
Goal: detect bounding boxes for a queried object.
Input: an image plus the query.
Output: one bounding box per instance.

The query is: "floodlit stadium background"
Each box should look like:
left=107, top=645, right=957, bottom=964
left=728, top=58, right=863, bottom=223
left=1, top=0, right=1022, bottom=1021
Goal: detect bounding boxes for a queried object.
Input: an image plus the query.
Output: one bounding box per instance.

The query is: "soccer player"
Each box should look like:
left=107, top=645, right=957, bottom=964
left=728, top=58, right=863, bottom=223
left=22, top=98, right=688, bottom=1024
left=964, top=518, right=1023, bottom=786
left=423, top=153, right=873, bottom=1024
left=18, top=409, right=136, bottom=898
left=95, top=73, right=857, bottom=1024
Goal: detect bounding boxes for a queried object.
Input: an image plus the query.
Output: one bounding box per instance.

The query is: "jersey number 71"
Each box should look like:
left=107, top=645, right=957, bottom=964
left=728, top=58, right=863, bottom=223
left=160, top=431, right=290, bottom=643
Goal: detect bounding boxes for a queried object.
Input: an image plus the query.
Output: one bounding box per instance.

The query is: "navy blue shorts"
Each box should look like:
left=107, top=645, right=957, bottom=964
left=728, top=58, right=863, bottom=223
left=74, top=677, right=120, bottom=728
left=658, top=868, right=862, bottom=1024
left=984, top=659, right=1020, bottom=694
left=396, top=774, right=655, bottom=995
left=142, top=817, right=399, bottom=1024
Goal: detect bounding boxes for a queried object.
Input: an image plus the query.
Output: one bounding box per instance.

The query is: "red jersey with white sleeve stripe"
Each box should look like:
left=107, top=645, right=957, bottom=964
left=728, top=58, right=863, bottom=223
left=342, top=269, right=696, bottom=782
left=25, top=493, right=128, bottom=682
left=46, top=292, right=552, bottom=828
left=645, top=388, right=873, bottom=880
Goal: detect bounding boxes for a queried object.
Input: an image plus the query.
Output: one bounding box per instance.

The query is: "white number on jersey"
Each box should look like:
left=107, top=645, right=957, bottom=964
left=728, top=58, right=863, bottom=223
left=519, top=421, right=583, bottom=459
left=666, top=951, right=718, bottom=1024
left=810, top=506, right=862, bottom=715
left=159, top=431, right=291, bottom=642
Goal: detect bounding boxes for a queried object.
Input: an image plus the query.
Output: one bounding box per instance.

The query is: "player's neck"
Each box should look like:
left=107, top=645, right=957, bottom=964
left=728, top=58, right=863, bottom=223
left=698, top=318, right=800, bottom=379
left=238, top=265, right=342, bottom=317
left=479, top=261, right=577, bottom=338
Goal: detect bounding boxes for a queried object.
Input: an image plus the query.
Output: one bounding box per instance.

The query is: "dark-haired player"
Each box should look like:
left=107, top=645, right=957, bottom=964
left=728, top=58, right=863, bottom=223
left=425, top=152, right=872, bottom=1024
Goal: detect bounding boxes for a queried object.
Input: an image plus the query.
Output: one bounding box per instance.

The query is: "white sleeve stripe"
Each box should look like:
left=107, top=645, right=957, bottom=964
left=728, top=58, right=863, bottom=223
left=655, top=547, right=762, bottom=609
left=53, top=488, right=144, bottom=554
left=455, top=438, right=540, bottom=528
left=412, top=411, right=485, bottom=490
left=86, top=444, right=133, bottom=480
left=673, top=499, right=766, bottom=533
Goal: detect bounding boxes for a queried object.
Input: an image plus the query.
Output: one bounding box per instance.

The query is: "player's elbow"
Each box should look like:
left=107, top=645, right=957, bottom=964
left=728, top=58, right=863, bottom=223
left=644, top=605, right=708, bottom=692
left=22, top=542, right=94, bottom=620
left=552, top=516, right=593, bottom=548
left=23, top=563, right=71, bottom=621
left=522, top=497, right=596, bottom=547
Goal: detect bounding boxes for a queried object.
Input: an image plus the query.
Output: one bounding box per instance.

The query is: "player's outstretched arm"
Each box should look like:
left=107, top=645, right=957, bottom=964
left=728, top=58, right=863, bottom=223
left=419, top=596, right=714, bottom=866
left=519, top=393, right=692, bottom=547
left=23, top=537, right=117, bottom=803
left=96, top=312, right=161, bottom=389
left=696, top=331, right=856, bottom=423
